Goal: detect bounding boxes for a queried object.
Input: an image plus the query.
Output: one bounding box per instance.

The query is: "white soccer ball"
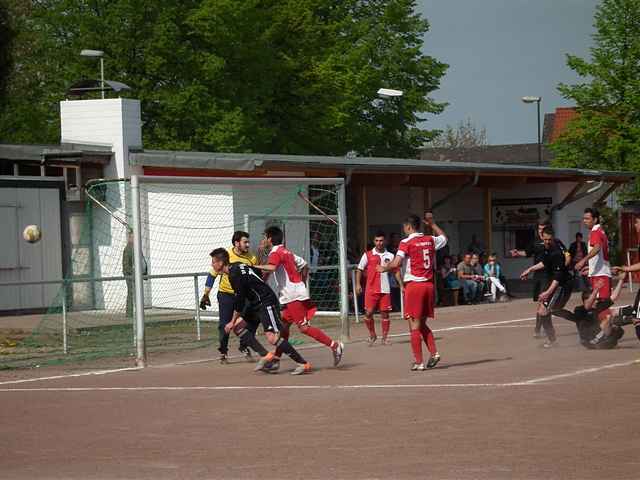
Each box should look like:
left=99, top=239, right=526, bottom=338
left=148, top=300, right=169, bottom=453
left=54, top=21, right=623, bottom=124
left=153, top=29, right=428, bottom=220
left=23, top=224, right=42, bottom=243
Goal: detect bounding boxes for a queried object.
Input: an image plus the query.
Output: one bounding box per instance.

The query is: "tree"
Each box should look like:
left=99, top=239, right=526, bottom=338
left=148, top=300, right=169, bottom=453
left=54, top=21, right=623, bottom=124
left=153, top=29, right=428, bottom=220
left=551, top=0, right=640, bottom=198
left=428, top=117, right=488, bottom=148
left=1, top=0, right=447, bottom=157
left=0, top=0, right=14, bottom=103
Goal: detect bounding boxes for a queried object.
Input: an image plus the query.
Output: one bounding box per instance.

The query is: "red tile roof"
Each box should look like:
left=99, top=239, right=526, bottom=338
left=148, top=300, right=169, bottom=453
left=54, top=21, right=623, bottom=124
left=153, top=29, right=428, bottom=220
left=550, top=107, right=577, bottom=142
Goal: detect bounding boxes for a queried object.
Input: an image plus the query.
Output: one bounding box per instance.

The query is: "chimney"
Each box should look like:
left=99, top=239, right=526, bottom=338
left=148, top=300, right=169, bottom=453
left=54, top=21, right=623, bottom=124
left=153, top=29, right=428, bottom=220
left=60, top=98, right=143, bottom=178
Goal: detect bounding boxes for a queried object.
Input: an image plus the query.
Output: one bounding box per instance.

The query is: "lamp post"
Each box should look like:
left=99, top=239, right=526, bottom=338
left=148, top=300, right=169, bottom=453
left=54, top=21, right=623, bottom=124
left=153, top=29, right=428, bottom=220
left=377, top=87, right=405, bottom=139
left=521, top=96, right=542, bottom=166
left=80, top=49, right=105, bottom=99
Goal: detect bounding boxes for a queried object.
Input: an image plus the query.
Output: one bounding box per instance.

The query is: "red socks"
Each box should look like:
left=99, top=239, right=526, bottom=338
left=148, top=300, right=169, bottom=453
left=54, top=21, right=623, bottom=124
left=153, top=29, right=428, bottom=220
left=364, top=317, right=376, bottom=338
left=410, top=330, right=423, bottom=364
left=381, top=318, right=390, bottom=338
left=303, top=326, right=334, bottom=348
left=420, top=325, right=437, bottom=356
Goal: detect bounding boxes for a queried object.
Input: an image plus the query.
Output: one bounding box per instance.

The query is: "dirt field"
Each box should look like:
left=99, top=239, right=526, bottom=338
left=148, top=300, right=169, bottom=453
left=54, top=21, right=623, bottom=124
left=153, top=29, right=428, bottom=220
left=1, top=293, right=639, bottom=479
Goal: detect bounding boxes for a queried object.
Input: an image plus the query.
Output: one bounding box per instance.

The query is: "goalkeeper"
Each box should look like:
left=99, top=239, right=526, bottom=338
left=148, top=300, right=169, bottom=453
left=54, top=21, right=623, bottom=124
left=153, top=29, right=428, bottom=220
left=200, top=231, right=261, bottom=364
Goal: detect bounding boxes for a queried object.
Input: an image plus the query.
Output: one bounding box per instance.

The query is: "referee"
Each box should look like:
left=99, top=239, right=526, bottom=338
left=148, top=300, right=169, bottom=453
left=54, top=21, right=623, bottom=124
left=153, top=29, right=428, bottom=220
left=511, top=219, right=551, bottom=338
left=200, top=231, right=260, bottom=364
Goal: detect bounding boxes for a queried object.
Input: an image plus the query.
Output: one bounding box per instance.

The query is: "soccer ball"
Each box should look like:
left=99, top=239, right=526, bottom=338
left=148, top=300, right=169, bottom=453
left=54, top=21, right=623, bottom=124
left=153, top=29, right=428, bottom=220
left=23, top=225, right=42, bottom=243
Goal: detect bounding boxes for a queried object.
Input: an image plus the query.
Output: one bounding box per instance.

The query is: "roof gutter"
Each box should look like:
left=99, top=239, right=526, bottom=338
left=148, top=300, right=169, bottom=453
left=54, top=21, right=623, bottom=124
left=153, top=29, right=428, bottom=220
left=430, top=171, right=480, bottom=211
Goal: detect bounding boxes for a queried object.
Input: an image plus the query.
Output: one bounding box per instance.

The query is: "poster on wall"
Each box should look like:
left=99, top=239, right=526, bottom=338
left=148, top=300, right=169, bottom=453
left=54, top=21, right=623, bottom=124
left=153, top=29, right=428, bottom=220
left=492, top=197, right=552, bottom=226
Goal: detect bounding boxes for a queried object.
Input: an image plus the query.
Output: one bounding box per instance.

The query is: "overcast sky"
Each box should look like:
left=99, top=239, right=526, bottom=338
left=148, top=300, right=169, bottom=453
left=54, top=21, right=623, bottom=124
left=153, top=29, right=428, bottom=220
left=416, top=0, right=600, bottom=145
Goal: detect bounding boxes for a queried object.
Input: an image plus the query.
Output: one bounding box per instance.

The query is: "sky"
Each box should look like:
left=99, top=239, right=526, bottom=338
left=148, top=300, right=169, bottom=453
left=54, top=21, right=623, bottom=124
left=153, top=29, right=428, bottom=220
left=416, top=0, right=600, bottom=145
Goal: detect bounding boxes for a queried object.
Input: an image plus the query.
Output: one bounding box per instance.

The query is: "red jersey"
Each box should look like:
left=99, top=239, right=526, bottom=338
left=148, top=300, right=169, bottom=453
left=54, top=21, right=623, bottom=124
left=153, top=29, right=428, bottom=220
left=587, top=225, right=610, bottom=277
left=267, top=245, right=309, bottom=304
left=357, top=249, right=395, bottom=294
left=397, top=233, right=447, bottom=283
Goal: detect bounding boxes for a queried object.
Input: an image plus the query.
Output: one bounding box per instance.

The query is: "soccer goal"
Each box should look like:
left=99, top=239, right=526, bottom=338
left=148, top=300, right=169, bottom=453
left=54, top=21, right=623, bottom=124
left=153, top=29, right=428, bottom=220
left=128, top=175, right=350, bottom=366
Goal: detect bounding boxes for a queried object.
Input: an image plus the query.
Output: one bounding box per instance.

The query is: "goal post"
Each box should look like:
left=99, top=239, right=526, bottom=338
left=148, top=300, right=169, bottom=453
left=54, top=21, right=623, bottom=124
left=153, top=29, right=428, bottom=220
left=130, top=175, right=350, bottom=366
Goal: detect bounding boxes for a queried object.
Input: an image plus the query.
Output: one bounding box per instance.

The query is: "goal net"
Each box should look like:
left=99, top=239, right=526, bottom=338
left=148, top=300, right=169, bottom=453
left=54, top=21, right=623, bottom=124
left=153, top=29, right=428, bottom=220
left=10, top=176, right=347, bottom=369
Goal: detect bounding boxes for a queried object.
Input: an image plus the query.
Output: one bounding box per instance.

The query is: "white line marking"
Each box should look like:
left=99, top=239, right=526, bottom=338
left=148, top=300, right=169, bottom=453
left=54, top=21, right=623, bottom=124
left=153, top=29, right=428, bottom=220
left=0, top=367, right=142, bottom=386
left=521, top=359, right=640, bottom=384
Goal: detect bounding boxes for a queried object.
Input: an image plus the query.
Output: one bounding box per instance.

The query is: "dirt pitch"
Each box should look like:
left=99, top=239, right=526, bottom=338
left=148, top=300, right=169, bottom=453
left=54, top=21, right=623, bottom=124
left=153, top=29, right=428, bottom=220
left=1, top=293, right=639, bottom=480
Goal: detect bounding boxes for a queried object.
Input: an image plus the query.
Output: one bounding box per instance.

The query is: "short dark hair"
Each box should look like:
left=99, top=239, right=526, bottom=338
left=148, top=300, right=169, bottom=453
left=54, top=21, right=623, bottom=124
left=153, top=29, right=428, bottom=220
left=538, top=218, right=552, bottom=227
left=584, top=207, right=600, bottom=222
left=404, top=214, right=421, bottom=230
left=464, top=252, right=472, bottom=258
left=209, top=247, right=230, bottom=264
left=231, top=230, right=249, bottom=245
left=542, top=226, right=554, bottom=237
left=575, top=232, right=583, bottom=239
left=264, top=226, right=284, bottom=245
left=374, top=230, right=386, bottom=239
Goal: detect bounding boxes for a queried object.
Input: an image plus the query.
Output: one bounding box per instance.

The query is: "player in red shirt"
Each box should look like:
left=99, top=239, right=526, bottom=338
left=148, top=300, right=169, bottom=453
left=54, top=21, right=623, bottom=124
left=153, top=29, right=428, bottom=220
left=355, top=231, right=401, bottom=345
left=378, top=213, right=447, bottom=371
left=253, top=226, right=344, bottom=373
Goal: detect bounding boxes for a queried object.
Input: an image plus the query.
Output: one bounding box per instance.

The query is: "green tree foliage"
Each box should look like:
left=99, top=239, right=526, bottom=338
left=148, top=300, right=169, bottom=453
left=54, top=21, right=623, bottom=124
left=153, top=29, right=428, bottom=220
left=0, top=0, right=447, bottom=157
left=551, top=0, right=640, bottom=198
left=0, top=0, right=15, bottom=103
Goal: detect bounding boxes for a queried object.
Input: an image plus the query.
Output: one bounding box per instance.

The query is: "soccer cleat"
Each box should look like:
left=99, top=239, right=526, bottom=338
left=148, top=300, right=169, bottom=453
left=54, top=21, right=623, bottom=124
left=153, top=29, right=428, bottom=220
left=426, top=353, right=441, bottom=369
left=381, top=337, right=392, bottom=346
left=264, top=358, right=281, bottom=373
left=218, top=353, right=228, bottom=365
left=332, top=342, right=345, bottom=366
left=254, top=352, right=275, bottom=372
left=410, top=363, right=426, bottom=371
left=291, top=362, right=312, bottom=375
left=367, top=336, right=377, bottom=347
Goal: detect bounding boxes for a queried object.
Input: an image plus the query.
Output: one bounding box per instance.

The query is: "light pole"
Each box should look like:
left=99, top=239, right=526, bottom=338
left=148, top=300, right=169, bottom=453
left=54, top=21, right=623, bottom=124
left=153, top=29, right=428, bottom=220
left=377, top=87, right=405, bottom=139
left=522, top=96, right=542, bottom=166
left=81, top=49, right=105, bottom=99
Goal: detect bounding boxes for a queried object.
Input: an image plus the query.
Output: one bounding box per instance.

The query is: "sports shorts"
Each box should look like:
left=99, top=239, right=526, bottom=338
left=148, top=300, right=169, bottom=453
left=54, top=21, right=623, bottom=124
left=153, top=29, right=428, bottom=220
left=245, top=304, right=283, bottom=334
left=590, top=275, right=611, bottom=299
left=364, top=291, right=392, bottom=313
left=281, top=300, right=317, bottom=326
left=403, top=281, right=434, bottom=320
left=542, top=283, right=573, bottom=311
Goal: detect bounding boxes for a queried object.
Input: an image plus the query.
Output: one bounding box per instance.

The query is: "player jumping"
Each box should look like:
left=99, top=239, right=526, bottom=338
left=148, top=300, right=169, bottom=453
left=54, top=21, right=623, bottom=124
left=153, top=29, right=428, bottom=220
left=253, top=226, right=344, bottom=373
left=210, top=248, right=312, bottom=375
left=355, top=231, right=401, bottom=346
left=519, top=226, right=573, bottom=348
left=378, top=213, right=447, bottom=371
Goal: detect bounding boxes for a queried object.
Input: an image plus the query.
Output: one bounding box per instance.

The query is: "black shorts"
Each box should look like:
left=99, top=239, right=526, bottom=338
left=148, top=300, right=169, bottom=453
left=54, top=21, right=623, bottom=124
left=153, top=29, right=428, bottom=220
left=245, top=304, right=283, bottom=334
left=533, top=275, right=550, bottom=302
left=543, top=283, right=573, bottom=311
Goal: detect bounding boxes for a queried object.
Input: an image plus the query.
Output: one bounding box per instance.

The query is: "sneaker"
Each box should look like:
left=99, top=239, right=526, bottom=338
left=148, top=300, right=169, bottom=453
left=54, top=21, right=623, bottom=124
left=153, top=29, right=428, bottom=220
left=426, top=353, right=441, bottom=369
left=291, top=362, right=312, bottom=375
left=367, top=336, right=377, bottom=347
left=218, top=353, right=228, bottom=365
left=410, top=363, right=426, bottom=371
left=254, top=352, right=275, bottom=372
left=241, top=348, right=253, bottom=363
left=332, top=342, right=345, bottom=367
left=543, top=340, right=557, bottom=348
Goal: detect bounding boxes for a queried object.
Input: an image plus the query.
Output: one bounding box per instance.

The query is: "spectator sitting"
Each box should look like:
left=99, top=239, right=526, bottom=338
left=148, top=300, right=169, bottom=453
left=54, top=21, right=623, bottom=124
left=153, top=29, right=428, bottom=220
left=457, top=253, right=479, bottom=304
left=440, top=255, right=460, bottom=289
left=483, top=253, right=507, bottom=302
left=470, top=253, right=486, bottom=301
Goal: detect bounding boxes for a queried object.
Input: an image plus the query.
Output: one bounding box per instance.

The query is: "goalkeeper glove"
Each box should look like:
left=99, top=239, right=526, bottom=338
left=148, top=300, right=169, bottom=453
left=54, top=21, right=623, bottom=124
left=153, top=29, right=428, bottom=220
left=199, top=294, right=211, bottom=310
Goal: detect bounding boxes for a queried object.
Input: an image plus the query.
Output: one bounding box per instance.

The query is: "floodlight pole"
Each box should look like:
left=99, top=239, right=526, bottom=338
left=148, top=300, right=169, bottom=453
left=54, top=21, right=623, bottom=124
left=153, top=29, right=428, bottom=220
left=131, top=175, right=147, bottom=367
left=100, top=57, right=105, bottom=99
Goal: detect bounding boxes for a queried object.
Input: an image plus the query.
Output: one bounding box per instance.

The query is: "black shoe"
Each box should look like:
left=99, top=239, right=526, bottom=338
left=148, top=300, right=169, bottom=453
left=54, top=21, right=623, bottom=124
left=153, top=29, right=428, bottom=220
left=426, top=353, right=441, bottom=368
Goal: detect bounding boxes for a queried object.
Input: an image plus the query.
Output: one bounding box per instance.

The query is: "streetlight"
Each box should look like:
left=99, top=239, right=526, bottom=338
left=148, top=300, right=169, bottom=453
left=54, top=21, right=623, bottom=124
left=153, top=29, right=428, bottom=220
left=521, top=96, right=542, bottom=166
left=80, top=49, right=105, bottom=99
left=378, top=87, right=405, bottom=138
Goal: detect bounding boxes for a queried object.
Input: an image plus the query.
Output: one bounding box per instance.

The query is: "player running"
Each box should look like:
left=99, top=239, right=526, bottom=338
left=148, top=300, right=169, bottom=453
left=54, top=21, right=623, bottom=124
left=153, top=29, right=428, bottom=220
left=378, top=213, right=447, bottom=371
left=200, top=231, right=260, bottom=364
left=355, top=231, right=401, bottom=346
left=574, top=208, right=613, bottom=336
left=253, top=226, right=344, bottom=373
left=519, top=226, right=573, bottom=348
left=209, top=248, right=312, bottom=375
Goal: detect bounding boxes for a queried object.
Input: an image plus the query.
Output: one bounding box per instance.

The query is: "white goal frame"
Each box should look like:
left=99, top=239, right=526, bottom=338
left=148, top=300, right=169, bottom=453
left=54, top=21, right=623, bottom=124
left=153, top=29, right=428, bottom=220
left=130, top=175, right=349, bottom=367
